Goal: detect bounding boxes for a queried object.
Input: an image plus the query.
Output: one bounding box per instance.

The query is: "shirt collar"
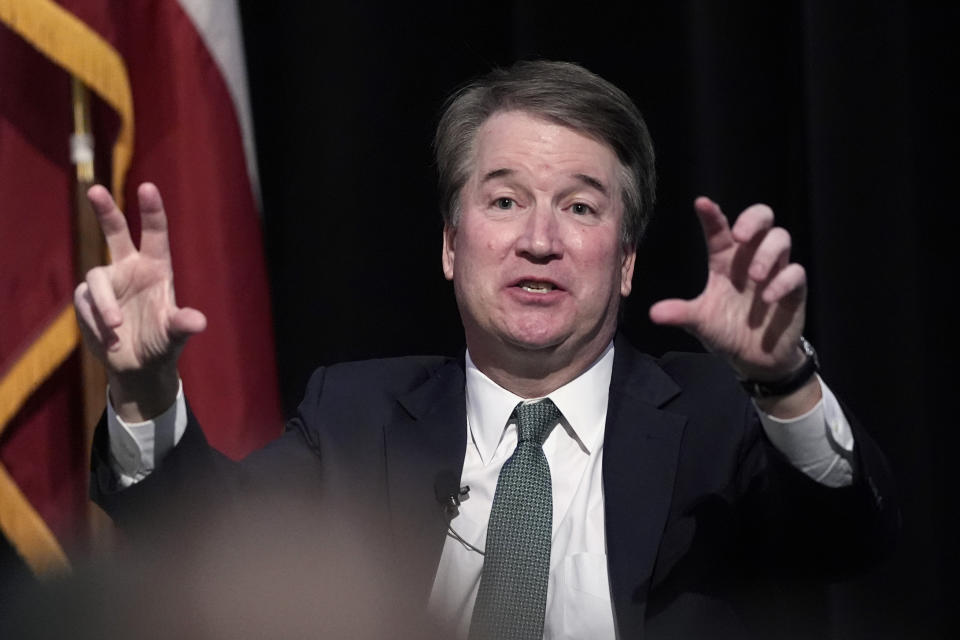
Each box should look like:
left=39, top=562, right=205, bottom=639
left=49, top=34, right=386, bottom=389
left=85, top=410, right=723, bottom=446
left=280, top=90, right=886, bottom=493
left=464, top=342, right=615, bottom=464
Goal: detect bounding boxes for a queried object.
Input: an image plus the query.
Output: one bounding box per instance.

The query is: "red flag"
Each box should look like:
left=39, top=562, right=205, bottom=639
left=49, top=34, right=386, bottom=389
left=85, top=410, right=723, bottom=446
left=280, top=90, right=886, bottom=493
left=0, top=0, right=281, bottom=574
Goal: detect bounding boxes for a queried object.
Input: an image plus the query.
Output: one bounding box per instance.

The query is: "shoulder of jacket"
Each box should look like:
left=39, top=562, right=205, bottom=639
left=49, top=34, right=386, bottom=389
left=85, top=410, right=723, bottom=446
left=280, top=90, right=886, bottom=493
left=300, top=354, right=459, bottom=401
left=657, top=351, right=745, bottom=399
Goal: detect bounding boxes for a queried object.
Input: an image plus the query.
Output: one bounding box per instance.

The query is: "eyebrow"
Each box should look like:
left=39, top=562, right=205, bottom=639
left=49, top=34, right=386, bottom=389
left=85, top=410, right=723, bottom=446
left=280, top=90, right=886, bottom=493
left=573, top=173, right=609, bottom=196
left=480, top=168, right=609, bottom=196
left=481, top=168, right=515, bottom=183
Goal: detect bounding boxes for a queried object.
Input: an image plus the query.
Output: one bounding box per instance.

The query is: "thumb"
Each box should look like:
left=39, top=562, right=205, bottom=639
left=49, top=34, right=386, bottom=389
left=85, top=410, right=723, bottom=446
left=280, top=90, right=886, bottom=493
left=169, top=307, right=207, bottom=341
left=649, top=298, right=696, bottom=328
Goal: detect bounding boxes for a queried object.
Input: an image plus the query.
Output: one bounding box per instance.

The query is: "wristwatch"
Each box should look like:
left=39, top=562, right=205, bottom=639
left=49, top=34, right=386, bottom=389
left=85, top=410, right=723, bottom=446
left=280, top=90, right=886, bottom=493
left=739, top=337, right=820, bottom=399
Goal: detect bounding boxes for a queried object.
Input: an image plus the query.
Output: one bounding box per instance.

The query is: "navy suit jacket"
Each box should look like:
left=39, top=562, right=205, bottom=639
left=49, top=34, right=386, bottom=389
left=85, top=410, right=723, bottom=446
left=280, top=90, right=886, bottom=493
left=92, top=335, right=896, bottom=638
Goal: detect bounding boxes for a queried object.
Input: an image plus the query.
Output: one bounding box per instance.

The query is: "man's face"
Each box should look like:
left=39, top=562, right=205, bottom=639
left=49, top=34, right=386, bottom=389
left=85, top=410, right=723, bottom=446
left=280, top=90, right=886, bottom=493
left=442, top=110, right=636, bottom=372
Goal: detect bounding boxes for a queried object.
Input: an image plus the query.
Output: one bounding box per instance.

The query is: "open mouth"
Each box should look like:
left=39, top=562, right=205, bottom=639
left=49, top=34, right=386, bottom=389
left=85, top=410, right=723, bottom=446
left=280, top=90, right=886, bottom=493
left=516, top=280, right=557, bottom=293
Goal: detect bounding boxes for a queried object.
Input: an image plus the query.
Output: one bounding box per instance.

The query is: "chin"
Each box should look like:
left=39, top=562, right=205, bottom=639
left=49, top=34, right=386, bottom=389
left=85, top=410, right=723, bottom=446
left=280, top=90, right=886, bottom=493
left=500, top=325, right=570, bottom=353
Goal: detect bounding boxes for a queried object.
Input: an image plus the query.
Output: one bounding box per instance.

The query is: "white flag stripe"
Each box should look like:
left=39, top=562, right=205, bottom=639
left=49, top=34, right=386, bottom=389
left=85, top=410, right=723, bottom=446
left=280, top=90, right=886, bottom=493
left=178, top=0, right=261, bottom=208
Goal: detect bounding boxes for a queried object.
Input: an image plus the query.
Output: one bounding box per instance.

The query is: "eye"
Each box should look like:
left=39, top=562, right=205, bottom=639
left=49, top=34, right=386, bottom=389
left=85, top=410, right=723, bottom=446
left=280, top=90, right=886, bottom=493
left=494, top=197, right=515, bottom=210
left=571, top=202, right=594, bottom=215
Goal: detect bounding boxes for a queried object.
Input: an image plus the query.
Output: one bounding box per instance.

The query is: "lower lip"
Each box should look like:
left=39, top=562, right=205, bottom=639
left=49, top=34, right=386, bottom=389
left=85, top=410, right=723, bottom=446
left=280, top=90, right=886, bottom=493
left=506, top=286, right=567, bottom=304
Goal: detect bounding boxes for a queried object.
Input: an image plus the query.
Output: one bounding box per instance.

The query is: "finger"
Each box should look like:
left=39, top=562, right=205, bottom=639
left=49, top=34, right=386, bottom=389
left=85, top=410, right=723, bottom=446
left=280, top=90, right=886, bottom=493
left=87, top=184, right=136, bottom=261
left=85, top=266, right=123, bottom=328
left=649, top=298, right=696, bottom=328
left=136, top=183, right=172, bottom=261
left=693, top=196, right=734, bottom=256
left=761, top=263, right=806, bottom=304
left=74, top=283, right=102, bottom=343
left=168, top=307, right=207, bottom=341
left=74, top=282, right=118, bottom=350
left=748, top=227, right=791, bottom=282
left=731, top=204, right=774, bottom=244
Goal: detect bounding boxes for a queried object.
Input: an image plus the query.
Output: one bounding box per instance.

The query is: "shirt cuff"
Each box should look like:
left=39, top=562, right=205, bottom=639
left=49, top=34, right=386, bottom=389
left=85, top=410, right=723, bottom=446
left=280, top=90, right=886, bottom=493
left=106, top=380, right=187, bottom=488
left=756, top=375, right=855, bottom=488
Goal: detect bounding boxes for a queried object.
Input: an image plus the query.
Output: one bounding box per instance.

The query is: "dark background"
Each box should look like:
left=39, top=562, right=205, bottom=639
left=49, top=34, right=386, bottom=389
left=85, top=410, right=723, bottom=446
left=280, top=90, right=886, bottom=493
left=237, top=2, right=956, bottom=638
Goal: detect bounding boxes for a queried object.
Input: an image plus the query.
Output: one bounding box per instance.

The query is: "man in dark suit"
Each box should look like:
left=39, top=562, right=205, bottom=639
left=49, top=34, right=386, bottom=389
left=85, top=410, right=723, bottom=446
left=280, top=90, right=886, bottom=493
left=76, top=61, right=894, bottom=638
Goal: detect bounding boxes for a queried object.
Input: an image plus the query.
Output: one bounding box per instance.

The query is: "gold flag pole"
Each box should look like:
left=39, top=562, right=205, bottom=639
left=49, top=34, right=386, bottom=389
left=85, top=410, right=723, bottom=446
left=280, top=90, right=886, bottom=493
left=70, top=75, right=114, bottom=550
left=70, top=76, right=105, bottom=433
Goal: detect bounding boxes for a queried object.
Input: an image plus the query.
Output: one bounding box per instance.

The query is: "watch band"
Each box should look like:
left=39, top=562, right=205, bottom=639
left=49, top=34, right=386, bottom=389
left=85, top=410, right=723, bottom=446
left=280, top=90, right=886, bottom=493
left=739, top=337, right=820, bottom=399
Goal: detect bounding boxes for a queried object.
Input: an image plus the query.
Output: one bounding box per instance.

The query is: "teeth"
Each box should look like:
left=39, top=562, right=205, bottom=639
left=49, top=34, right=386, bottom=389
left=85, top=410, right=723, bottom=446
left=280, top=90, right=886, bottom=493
left=520, top=281, right=554, bottom=293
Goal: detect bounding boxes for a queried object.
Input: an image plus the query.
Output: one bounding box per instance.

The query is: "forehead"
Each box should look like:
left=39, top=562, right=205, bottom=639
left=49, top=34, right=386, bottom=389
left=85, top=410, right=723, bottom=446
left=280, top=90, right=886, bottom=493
left=469, top=110, right=621, bottom=184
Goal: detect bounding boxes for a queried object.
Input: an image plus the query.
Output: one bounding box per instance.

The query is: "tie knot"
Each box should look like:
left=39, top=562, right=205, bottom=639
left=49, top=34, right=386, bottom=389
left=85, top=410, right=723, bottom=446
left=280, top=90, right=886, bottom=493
left=512, top=398, right=561, bottom=445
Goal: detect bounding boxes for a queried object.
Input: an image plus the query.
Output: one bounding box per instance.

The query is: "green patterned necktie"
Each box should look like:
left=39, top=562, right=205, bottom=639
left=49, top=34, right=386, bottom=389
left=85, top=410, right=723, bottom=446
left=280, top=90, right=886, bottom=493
left=468, top=398, right=561, bottom=640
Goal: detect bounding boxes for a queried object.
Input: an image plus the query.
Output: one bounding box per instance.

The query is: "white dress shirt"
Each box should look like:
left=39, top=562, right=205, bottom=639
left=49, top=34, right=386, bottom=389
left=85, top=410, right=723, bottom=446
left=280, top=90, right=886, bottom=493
left=107, top=345, right=855, bottom=637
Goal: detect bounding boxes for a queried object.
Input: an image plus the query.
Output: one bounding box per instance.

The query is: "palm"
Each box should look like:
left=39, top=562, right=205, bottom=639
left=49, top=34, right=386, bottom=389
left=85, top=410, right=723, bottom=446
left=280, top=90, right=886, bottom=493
left=103, top=253, right=179, bottom=371
left=650, top=197, right=806, bottom=380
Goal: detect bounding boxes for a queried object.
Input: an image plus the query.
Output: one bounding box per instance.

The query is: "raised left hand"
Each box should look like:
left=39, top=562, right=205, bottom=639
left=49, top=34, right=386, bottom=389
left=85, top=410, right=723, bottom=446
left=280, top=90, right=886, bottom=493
left=649, top=196, right=807, bottom=381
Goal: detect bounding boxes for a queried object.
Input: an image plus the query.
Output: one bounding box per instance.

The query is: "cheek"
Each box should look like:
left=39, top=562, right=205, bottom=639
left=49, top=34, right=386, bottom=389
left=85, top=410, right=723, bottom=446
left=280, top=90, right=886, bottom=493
left=566, top=232, right=585, bottom=253
left=577, top=236, right=621, bottom=274
left=455, top=230, right=502, bottom=290
left=577, top=239, right=628, bottom=303
left=461, top=222, right=511, bottom=263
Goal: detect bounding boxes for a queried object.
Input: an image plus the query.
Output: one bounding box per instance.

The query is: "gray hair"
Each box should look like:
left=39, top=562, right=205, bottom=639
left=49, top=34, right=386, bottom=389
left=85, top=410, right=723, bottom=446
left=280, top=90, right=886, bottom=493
left=434, top=60, right=656, bottom=247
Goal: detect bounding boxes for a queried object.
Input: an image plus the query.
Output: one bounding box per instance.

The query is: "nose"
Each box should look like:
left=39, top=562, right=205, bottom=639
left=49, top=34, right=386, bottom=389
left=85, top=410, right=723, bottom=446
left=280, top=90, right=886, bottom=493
left=515, top=202, right=563, bottom=262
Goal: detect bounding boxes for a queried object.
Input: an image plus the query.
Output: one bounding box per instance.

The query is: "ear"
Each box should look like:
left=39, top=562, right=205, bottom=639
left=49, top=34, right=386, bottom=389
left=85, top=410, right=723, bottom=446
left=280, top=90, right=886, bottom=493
left=442, top=223, right=456, bottom=281
left=619, top=244, right=636, bottom=297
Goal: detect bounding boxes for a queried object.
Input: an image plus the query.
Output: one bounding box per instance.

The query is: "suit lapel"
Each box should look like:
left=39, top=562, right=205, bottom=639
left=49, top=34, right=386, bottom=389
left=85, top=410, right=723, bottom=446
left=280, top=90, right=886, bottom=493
left=384, top=359, right=468, bottom=602
left=604, top=336, right=686, bottom=635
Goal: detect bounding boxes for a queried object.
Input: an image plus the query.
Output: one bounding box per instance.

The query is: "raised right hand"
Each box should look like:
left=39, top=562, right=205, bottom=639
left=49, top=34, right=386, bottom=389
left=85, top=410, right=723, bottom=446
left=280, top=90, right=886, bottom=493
left=74, top=182, right=206, bottom=420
